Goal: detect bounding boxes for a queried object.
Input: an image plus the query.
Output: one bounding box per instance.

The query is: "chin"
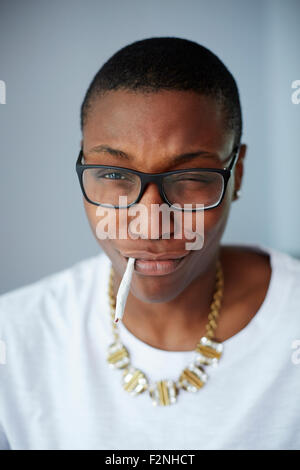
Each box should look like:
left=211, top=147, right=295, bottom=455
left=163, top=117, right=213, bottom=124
left=130, top=276, right=187, bottom=304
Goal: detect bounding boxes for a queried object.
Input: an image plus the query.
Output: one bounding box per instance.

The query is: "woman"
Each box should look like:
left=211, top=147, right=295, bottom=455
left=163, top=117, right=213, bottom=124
left=1, top=37, right=300, bottom=450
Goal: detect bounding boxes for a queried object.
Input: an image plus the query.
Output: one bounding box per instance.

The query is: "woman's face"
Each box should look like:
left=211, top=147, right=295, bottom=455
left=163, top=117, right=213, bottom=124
left=81, top=89, right=245, bottom=303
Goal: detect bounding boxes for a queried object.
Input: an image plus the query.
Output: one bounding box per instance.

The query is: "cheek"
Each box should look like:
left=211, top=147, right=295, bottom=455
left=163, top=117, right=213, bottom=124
left=203, top=185, right=232, bottom=242
left=83, top=199, right=113, bottom=246
left=204, top=205, right=227, bottom=238
left=83, top=199, right=128, bottom=253
left=83, top=199, right=98, bottom=233
left=176, top=194, right=231, bottom=244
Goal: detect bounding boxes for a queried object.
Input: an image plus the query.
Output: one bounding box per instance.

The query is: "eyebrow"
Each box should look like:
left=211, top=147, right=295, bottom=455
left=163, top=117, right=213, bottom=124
left=87, top=144, right=218, bottom=165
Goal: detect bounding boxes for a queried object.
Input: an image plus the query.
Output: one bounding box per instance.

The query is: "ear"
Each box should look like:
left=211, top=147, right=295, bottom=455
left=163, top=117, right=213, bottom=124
left=232, top=143, right=247, bottom=201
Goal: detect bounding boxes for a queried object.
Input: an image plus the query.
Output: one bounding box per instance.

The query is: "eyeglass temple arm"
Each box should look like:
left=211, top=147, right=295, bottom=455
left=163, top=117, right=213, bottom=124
left=77, top=149, right=84, bottom=165
left=224, top=144, right=240, bottom=171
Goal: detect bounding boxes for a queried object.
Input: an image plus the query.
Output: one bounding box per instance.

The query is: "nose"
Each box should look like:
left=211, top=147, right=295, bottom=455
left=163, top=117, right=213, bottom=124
left=128, top=182, right=174, bottom=239
left=138, top=181, right=165, bottom=206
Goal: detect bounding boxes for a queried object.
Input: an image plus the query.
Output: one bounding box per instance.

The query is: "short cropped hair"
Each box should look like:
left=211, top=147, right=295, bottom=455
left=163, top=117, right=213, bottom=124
left=80, top=36, right=242, bottom=148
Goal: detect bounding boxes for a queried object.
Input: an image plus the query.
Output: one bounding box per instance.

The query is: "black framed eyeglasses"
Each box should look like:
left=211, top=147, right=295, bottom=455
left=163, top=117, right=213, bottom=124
left=75, top=145, right=240, bottom=211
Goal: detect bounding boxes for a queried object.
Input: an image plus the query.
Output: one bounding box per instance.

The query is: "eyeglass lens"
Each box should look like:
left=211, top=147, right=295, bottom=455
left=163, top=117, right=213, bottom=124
left=82, top=167, right=224, bottom=209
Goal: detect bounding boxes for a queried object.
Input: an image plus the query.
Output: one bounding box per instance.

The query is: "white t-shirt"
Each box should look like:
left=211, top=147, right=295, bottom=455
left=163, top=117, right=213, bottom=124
left=0, top=243, right=300, bottom=450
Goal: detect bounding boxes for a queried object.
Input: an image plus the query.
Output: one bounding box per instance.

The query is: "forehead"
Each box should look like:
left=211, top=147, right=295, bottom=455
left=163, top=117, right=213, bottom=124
left=82, top=89, right=233, bottom=160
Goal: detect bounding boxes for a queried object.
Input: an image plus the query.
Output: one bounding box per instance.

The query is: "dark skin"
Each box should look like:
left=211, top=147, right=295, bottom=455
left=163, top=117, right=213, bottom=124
left=81, top=89, right=271, bottom=351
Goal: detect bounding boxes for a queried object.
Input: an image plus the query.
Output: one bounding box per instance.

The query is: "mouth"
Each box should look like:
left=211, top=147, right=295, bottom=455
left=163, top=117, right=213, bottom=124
left=118, top=251, right=190, bottom=276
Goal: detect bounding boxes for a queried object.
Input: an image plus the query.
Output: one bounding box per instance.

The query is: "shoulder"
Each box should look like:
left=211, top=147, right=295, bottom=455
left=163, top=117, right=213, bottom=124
left=218, top=242, right=300, bottom=344
left=221, top=241, right=300, bottom=282
left=0, top=251, right=109, bottom=334
left=221, top=242, right=300, bottom=311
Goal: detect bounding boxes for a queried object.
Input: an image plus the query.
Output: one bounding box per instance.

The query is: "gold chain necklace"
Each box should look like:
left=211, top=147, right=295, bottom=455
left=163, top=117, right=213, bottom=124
left=106, top=260, right=224, bottom=406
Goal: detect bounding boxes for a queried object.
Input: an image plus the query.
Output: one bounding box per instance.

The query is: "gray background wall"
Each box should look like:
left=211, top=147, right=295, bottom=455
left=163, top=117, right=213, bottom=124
left=0, top=0, right=299, bottom=295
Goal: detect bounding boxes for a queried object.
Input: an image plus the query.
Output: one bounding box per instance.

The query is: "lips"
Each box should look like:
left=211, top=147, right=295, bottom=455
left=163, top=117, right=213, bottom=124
left=119, top=251, right=190, bottom=261
left=118, top=250, right=190, bottom=276
left=134, top=258, right=184, bottom=275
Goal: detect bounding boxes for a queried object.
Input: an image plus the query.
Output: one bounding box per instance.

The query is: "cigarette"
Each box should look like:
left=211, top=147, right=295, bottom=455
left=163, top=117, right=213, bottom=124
left=114, top=257, right=135, bottom=323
